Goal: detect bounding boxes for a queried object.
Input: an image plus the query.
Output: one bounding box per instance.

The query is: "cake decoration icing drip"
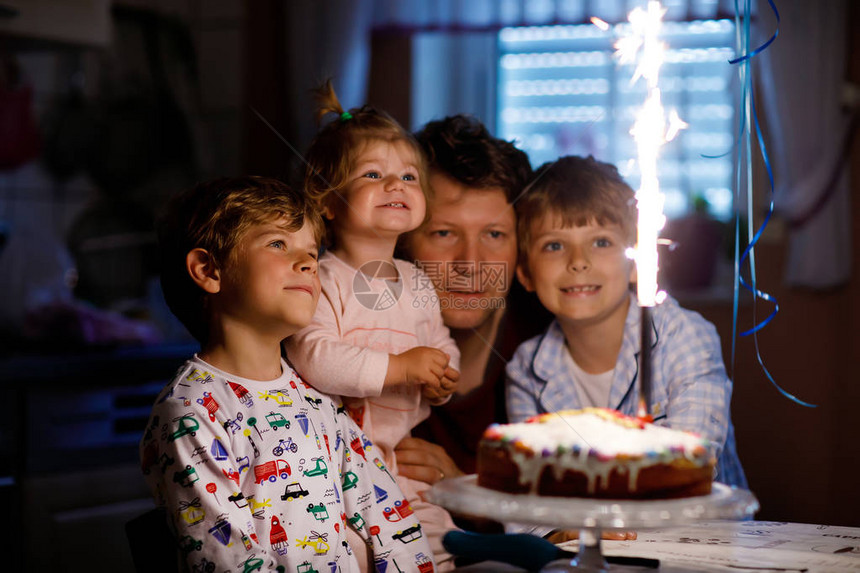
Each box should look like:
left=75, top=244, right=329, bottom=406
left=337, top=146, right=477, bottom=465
left=482, top=408, right=713, bottom=495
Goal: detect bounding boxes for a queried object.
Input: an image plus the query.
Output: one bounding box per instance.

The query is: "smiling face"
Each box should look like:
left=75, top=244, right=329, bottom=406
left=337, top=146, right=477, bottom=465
left=405, top=173, right=517, bottom=330
left=328, top=139, right=426, bottom=242
left=216, top=218, right=320, bottom=339
left=518, top=213, right=635, bottom=331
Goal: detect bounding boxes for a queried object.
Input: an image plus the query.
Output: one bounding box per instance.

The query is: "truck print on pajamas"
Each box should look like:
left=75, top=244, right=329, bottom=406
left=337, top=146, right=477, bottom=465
left=141, top=356, right=434, bottom=572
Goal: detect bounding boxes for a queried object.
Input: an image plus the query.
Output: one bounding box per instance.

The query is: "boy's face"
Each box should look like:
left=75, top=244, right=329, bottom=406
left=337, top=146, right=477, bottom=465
left=330, top=139, right=426, bottom=239
left=406, top=174, right=517, bottom=330
left=518, top=213, right=634, bottom=329
left=216, top=218, right=320, bottom=339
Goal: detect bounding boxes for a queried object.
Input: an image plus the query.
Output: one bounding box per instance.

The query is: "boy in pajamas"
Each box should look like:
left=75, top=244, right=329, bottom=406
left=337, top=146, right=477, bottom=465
left=140, top=176, right=434, bottom=572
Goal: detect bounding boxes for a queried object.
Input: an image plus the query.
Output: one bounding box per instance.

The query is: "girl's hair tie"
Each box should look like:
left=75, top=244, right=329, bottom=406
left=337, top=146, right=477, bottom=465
left=339, top=111, right=353, bottom=122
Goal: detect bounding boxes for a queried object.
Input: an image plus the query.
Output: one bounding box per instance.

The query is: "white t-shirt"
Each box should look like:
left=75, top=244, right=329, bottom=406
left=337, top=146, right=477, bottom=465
left=562, top=349, right=613, bottom=408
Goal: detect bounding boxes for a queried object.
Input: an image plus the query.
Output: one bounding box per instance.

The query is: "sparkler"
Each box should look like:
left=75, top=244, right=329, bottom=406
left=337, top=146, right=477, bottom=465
left=615, top=1, right=683, bottom=420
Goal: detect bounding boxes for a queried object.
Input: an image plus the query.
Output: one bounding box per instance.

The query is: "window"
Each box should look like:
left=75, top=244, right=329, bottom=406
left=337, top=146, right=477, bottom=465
left=497, top=16, right=737, bottom=220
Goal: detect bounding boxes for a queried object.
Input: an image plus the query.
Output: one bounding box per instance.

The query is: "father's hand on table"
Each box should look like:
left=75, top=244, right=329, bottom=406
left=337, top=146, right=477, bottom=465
left=545, top=529, right=637, bottom=543
left=394, top=436, right=464, bottom=485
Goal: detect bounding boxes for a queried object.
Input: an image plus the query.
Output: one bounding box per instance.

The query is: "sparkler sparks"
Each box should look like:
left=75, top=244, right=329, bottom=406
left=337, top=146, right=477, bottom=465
left=613, top=1, right=685, bottom=419
left=616, top=0, right=684, bottom=308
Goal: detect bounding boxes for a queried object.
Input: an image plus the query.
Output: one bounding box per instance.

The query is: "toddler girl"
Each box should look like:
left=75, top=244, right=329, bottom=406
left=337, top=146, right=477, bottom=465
left=285, top=81, right=460, bottom=570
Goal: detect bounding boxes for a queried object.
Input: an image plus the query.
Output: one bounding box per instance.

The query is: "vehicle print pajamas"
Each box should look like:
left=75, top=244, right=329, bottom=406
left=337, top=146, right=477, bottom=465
left=140, top=356, right=436, bottom=572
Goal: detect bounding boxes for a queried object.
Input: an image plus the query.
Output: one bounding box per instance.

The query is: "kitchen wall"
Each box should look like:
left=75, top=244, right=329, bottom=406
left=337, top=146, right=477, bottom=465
left=0, top=0, right=246, bottom=346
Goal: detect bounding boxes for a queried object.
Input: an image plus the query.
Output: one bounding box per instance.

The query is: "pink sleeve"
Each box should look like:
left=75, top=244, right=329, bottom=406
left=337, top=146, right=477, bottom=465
left=284, top=272, right=388, bottom=398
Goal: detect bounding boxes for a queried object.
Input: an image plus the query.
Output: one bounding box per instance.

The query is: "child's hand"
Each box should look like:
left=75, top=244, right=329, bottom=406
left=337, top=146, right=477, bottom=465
left=422, top=367, right=459, bottom=405
left=386, top=347, right=450, bottom=387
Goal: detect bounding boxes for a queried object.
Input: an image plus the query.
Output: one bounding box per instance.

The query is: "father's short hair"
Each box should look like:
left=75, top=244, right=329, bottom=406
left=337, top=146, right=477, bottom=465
left=516, top=155, right=637, bottom=261
left=157, top=176, right=323, bottom=343
left=415, top=114, right=532, bottom=203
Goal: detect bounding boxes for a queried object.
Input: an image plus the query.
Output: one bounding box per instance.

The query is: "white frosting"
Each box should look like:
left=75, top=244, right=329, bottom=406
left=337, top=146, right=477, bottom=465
left=504, top=411, right=705, bottom=456
left=488, top=410, right=710, bottom=494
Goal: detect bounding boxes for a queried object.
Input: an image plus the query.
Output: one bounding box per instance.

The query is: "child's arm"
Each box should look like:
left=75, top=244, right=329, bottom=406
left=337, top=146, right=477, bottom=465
left=287, top=266, right=457, bottom=397
left=660, top=314, right=731, bottom=455
left=285, top=287, right=390, bottom=398
left=335, top=402, right=436, bottom=570
left=385, top=345, right=451, bottom=387
left=141, top=380, right=282, bottom=570
left=504, top=336, right=545, bottom=422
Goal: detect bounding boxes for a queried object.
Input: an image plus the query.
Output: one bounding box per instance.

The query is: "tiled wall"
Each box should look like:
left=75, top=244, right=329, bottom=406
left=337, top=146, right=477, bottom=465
left=0, top=0, right=246, bottom=342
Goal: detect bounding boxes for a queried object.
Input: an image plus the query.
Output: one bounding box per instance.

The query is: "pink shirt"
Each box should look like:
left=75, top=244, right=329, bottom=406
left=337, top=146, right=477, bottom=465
left=285, top=251, right=460, bottom=464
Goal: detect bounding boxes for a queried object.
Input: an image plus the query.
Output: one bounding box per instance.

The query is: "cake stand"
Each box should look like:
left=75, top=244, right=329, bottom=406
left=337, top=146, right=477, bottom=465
left=428, top=476, right=759, bottom=572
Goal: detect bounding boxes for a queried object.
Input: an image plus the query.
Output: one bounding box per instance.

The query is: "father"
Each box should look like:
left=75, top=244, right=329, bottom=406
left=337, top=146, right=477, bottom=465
left=394, top=115, right=550, bottom=488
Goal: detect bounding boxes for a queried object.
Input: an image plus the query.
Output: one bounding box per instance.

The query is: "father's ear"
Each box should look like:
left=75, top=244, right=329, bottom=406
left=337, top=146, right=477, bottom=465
left=186, top=248, right=221, bottom=294
left=516, top=263, right=535, bottom=292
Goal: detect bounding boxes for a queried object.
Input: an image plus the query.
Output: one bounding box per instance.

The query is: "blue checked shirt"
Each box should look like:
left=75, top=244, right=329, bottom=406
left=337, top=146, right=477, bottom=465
left=506, top=293, right=747, bottom=488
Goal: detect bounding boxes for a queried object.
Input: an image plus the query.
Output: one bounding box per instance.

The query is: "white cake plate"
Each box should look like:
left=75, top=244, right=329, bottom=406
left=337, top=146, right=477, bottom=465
left=428, top=475, right=759, bottom=572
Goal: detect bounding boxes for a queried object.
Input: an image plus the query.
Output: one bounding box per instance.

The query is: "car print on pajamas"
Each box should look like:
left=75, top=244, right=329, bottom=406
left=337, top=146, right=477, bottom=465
left=392, top=524, right=423, bottom=544
left=347, top=512, right=365, bottom=532
left=179, top=534, right=203, bottom=555
left=253, top=459, right=291, bottom=484
left=383, top=499, right=414, bottom=522
left=169, top=414, right=199, bottom=441
left=196, top=392, right=220, bottom=421
left=297, top=562, right=319, bottom=573
left=173, top=465, right=199, bottom=487
left=341, top=471, right=358, bottom=491
left=306, top=502, right=329, bottom=522
left=266, top=411, right=290, bottom=430
left=280, top=482, right=309, bottom=501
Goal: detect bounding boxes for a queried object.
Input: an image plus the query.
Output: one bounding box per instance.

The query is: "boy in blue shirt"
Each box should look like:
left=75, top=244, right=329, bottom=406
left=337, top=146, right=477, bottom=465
left=141, top=176, right=434, bottom=572
left=507, top=156, right=747, bottom=494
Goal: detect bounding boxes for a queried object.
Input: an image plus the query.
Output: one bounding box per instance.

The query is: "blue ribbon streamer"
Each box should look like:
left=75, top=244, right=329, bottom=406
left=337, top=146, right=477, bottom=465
left=728, top=0, right=816, bottom=408
left=729, top=0, right=780, bottom=65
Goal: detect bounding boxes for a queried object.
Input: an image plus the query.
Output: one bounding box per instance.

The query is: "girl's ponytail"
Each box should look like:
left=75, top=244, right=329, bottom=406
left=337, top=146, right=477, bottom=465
left=312, top=80, right=346, bottom=125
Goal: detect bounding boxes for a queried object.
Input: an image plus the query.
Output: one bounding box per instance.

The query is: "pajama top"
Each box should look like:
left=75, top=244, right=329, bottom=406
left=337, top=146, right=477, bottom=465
left=140, top=356, right=436, bottom=573
left=506, top=293, right=747, bottom=488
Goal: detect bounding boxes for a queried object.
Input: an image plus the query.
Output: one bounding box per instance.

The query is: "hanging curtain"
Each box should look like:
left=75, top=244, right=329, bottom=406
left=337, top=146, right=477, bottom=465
left=757, top=0, right=853, bottom=289
left=284, top=0, right=374, bottom=151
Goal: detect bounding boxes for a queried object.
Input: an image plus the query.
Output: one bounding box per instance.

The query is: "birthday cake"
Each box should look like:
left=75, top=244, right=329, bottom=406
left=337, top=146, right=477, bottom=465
left=476, top=408, right=715, bottom=499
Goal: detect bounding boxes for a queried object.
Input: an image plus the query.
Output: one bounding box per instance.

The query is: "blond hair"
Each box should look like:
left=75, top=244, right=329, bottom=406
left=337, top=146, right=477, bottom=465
left=304, top=80, right=429, bottom=245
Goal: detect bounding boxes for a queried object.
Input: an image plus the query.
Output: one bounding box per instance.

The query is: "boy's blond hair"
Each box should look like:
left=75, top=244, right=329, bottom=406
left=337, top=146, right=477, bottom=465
left=304, top=80, right=430, bottom=245
left=157, top=176, right=324, bottom=344
left=516, top=155, right=637, bottom=265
